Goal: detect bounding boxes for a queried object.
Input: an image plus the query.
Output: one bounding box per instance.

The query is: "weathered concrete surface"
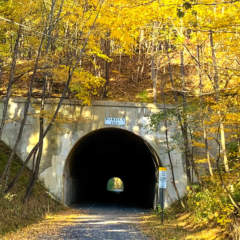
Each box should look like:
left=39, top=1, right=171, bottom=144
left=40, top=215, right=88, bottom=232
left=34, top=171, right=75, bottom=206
left=0, top=98, right=187, bottom=207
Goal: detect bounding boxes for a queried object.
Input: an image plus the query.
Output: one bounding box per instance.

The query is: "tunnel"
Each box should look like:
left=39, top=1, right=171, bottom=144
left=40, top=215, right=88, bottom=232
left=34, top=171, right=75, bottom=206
left=64, top=128, right=160, bottom=209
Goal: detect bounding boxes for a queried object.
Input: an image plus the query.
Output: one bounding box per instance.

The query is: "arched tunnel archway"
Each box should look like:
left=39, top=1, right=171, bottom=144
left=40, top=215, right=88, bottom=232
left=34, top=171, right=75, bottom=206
left=64, top=128, right=160, bottom=209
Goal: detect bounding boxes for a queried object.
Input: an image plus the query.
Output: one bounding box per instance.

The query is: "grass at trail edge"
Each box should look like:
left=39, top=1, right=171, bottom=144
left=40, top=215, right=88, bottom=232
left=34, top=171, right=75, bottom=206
left=0, top=141, right=66, bottom=237
left=140, top=201, right=225, bottom=240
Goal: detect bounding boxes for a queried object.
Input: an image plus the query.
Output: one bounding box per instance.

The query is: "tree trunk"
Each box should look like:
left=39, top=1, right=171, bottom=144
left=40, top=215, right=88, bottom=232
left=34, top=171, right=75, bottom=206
left=151, top=22, right=158, bottom=103
left=45, top=0, right=57, bottom=53
left=0, top=4, right=58, bottom=189
left=165, top=43, right=192, bottom=184
left=6, top=66, right=74, bottom=194
left=209, top=31, right=229, bottom=173
left=0, top=25, right=47, bottom=190
left=197, top=45, right=213, bottom=177
left=188, top=125, right=201, bottom=184
left=118, top=53, right=122, bottom=80
left=23, top=76, right=47, bottom=202
left=160, top=67, right=185, bottom=208
left=216, top=140, right=239, bottom=210
left=0, top=25, right=22, bottom=140
left=45, top=0, right=64, bottom=97
left=5, top=2, right=105, bottom=193
left=151, top=53, right=157, bottom=103
left=180, top=50, right=192, bottom=183
left=103, top=34, right=111, bottom=98
left=0, top=58, right=3, bottom=85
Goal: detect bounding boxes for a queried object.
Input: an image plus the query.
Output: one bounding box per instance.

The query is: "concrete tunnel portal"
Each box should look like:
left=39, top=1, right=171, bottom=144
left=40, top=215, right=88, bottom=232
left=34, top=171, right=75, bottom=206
left=64, top=128, right=160, bottom=209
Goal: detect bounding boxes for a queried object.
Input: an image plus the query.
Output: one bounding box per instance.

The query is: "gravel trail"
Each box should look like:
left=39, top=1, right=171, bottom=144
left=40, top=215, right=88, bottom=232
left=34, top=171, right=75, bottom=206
left=38, top=204, right=150, bottom=240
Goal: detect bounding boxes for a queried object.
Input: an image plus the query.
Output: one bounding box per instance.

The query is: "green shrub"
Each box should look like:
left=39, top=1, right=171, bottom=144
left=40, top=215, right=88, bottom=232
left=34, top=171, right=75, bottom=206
left=187, top=183, right=235, bottom=227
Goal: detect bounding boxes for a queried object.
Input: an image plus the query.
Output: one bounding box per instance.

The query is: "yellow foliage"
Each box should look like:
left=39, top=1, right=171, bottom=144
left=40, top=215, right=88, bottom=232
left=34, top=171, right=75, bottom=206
left=195, top=158, right=209, bottom=164
left=192, top=140, right=205, bottom=148
left=69, top=68, right=105, bottom=105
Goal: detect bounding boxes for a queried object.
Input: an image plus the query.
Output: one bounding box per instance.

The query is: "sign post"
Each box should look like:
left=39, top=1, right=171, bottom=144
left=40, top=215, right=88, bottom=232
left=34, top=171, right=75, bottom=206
left=158, top=167, right=167, bottom=224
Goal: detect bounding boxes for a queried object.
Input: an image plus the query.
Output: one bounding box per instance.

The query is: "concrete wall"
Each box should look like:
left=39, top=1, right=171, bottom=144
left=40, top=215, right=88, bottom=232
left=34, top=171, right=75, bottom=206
left=0, top=98, right=187, bottom=207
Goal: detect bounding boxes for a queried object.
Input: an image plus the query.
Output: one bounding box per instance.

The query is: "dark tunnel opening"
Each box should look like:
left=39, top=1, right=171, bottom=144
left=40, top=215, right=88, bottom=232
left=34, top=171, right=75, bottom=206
left=64, top=128, right=159, bottom=209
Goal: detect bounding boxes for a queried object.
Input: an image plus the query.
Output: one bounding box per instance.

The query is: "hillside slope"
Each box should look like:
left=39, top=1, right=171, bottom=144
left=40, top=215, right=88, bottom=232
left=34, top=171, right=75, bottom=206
left=0, top=141, right=65, bottom=236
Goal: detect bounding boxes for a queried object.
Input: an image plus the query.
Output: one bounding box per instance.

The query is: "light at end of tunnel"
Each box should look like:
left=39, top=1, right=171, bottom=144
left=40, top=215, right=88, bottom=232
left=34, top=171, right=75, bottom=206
left=107, top=177, right=124, bottom=193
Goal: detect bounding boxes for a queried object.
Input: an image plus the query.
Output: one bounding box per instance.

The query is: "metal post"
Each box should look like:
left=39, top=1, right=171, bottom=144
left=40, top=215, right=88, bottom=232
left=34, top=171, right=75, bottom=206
left=160, top=188, right=164, bottom=224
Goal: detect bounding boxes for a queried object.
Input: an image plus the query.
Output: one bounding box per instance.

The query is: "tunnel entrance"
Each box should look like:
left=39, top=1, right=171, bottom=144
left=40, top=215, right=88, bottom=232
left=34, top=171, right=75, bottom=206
left=64, top=128, right=160, bottom=209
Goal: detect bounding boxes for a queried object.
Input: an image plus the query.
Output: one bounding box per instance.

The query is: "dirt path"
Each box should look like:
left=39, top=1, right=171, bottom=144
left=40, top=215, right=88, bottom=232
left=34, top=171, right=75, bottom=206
left=36, top=204, right=149, bottom=240
left=3, top=204, right=151, bottom=240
